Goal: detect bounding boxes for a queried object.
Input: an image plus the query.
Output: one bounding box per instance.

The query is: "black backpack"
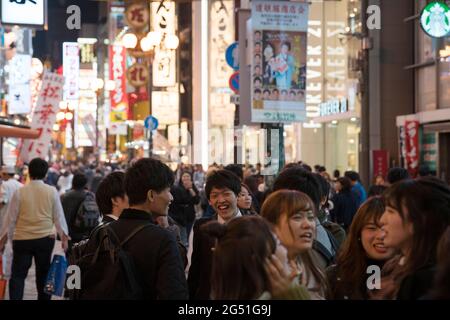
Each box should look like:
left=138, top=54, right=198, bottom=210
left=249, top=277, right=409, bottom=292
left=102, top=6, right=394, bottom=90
left=71, top=191, right=100, bottom=238
left=68, top=223, right=151, bottom=300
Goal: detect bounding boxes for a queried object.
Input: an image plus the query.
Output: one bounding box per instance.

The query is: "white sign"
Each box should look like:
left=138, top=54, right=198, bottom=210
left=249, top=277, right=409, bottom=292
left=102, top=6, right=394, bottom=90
left=8, top=54, right=31, bottom=114
left=8, top=54, right=31, bottom=85
left=151, top=91, right=179, bottom=125
left=21, top=71, right=64, bottom=163
left=151, top=1, right=176, bottom=87
left=109, top=122, right=128, bottom=136
left=251, top=1, right=309, bottom=123
left=252, top=1, right=308, bottom=31
left=1, top=0, right=46, bottom=27
left=9, top=83, right=31, bottom=114
left=63, top=42, right=80, bottom=100
left=319, top=98, right=348, bottom=117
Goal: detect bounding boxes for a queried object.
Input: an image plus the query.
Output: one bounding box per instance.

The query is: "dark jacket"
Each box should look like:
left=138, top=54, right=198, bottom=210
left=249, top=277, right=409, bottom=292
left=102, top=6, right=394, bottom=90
left=61, top=189, right=88, bottom=242
left=169, top=185, right=200, bottom=227
left=397, top=264, right=437, bottom=300
left=330, top=191, right=359, bottom=230
left=101, top=215, right=116, bottom=224
left=326, top=259, right=385, bottom=300
left=188, top=215, right=217, bottom=300
left=108, top=209, right=189, bottom=299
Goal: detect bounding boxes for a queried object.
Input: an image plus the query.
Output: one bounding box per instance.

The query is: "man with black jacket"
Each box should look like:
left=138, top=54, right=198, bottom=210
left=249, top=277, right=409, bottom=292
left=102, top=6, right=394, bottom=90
left=107, top=158, right=188, bottom=299
left=187, top=170, right=243, bottom=299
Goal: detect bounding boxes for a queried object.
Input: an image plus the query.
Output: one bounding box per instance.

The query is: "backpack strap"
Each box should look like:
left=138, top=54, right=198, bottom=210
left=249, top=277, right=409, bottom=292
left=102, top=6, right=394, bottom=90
left=120, top=224, right=153, bottom=247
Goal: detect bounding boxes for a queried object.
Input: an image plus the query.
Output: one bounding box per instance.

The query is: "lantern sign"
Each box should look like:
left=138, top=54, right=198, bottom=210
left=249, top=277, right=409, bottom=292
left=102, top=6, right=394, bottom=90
left=127, top=62, right=149, bottom=87
left=125, top=2, right=149, bottom=31
left=420, top=1, right=450, bottom=38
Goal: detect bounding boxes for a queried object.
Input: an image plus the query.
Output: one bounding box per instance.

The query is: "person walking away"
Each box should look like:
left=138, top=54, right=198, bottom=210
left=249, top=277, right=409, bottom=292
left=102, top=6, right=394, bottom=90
left=0, top=158, right=69, bottom=300
left=0, top=166, right=23, bottom=278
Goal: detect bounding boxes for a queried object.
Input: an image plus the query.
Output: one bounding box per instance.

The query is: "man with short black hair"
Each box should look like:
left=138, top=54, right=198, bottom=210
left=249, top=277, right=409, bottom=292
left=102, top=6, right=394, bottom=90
left=187, top=170, right=243, bottom=299
left=386, top=167, right=411, bottom=185
left=95, top=171, right=128, bottom=223
left=61, top=173, right=99, bottom=243
left=102, top=158, right=188, bottom=299
left=344, top=170, right=367, bottom=206
left=0, top=158, right=69, bottom=300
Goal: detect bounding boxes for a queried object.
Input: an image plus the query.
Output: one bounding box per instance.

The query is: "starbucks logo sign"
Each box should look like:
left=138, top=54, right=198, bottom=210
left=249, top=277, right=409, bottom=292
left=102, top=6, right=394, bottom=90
left=420, top=1, right=450, bottom=38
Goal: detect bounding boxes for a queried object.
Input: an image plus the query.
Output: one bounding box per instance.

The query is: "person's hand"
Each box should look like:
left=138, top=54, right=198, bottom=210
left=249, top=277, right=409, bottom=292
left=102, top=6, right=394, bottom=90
left=0, top=235, right=7, bottom=254
left=61, top=234, right=71, bottom=252
left=265, top=254, right=296, bottom=297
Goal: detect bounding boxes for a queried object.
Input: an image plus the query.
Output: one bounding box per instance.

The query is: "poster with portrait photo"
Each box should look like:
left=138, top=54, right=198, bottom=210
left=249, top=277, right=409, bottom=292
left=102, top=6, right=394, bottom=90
left=251, top=1, right=308, bottom=123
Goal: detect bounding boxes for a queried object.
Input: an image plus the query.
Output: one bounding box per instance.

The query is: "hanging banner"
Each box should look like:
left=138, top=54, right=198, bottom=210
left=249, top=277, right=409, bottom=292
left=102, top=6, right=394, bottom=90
left=8, top=54, right=31, bottom=114
left=21, top=71, right=64, bottom=163
left=62, top=42, right=79, bottom=100
left=372, top=150, right=389, bottom=180
left=151, top=1, right=176, bottom=87
left=405, top=121, right=420, bottom=178
left=420, top=132, right=438, bottom=174
left=209, top=0, right=235, bottom=128
left=251, top=1, right=308, bottom=123
left=151, top=91, right=179, bottom=125
left=109, top=45, right=129, bottom=122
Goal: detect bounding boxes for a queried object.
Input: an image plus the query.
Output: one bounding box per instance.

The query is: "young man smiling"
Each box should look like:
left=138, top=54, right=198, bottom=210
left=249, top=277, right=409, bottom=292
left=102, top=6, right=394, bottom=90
left=187, top=170, right=242, bottom=300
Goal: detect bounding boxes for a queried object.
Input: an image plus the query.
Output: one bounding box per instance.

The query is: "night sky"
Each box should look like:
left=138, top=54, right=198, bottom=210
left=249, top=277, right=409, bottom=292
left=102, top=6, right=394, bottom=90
left=32, top=0, right=102, bottom=68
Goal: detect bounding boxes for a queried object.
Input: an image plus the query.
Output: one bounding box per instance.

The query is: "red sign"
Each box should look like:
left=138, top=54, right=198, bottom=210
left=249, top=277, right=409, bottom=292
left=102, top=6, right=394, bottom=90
left=109, top=45, right=129, bottom=122
left=405, top=121, right=420, bottom=178
left=372, top=150, right=389, bottom=180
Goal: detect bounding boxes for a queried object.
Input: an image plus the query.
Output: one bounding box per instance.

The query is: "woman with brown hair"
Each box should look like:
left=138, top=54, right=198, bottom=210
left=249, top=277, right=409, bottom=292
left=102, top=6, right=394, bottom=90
left=237, top=183, right=258, bottom=215
left=326, top=196, right=396, bottom=299
left=261, top=189, right=328, bottom=299
left=202, top=215, right=310, bottom=300
left=372, top=177, right=450, bottom=300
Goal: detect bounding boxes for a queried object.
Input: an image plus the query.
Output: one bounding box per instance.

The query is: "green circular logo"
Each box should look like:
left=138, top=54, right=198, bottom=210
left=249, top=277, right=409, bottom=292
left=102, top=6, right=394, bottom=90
left=420, top=1, right=450, bottom=38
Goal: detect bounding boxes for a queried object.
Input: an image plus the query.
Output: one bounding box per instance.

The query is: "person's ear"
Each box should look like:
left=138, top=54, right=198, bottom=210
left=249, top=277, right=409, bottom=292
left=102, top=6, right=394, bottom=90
left=147, top=190, right=154, bottom=202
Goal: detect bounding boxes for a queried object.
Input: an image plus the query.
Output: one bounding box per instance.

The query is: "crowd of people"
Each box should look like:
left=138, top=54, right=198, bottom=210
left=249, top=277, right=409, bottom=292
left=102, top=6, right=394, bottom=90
left=0, top=157, right=449, bottom=300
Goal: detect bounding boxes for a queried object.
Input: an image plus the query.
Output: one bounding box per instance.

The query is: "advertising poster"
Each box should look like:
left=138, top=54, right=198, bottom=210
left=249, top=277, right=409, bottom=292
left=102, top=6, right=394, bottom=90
left=420, top=132, right=438, bottom=174
left=63, top=42, right=79, bottom=100
left=251, top=1, right=308, bottom=123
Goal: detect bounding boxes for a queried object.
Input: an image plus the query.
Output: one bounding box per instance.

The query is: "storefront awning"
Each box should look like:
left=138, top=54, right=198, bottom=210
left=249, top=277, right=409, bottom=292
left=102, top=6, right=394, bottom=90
left=0, top=124, right=40, bottom=139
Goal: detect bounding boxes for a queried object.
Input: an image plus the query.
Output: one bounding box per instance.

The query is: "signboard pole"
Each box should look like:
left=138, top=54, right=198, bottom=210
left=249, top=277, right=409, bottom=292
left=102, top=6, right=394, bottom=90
left=148, top=59, right=153, bottom=158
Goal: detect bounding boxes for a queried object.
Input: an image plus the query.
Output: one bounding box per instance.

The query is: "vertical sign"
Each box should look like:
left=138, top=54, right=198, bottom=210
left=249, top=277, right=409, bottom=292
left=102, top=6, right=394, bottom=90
left=405, top=121, right=420, bottom=178
left=8, top=54, right=31, bottom=114
left=151, top=1, right=176, bottom=87
left=372, top=150, right=389, bottom=180
left=209, top=0, right=235, bottom=127
left=21, top=71, right=64, bottom=163
left=109, top=45, right=128, bottom=122
left=420, top=132, right=438, bottom=174
left=251, top=1, right=309, bottom=123
left=63, top=42, right=79, bottom=100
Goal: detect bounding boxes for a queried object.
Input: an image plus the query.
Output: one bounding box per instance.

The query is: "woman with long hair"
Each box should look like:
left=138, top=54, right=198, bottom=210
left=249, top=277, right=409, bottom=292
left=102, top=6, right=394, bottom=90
left=237, top=183, right=258, bottom=215
left=326, top=196, right=396, bottom=299
left=202, top=215, right=310, bottom=300
left=261, top=189, right=328, bottom=299
left=427, top=226, right=450, bottom=299
left=372, top=177, right=450, bottom=299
